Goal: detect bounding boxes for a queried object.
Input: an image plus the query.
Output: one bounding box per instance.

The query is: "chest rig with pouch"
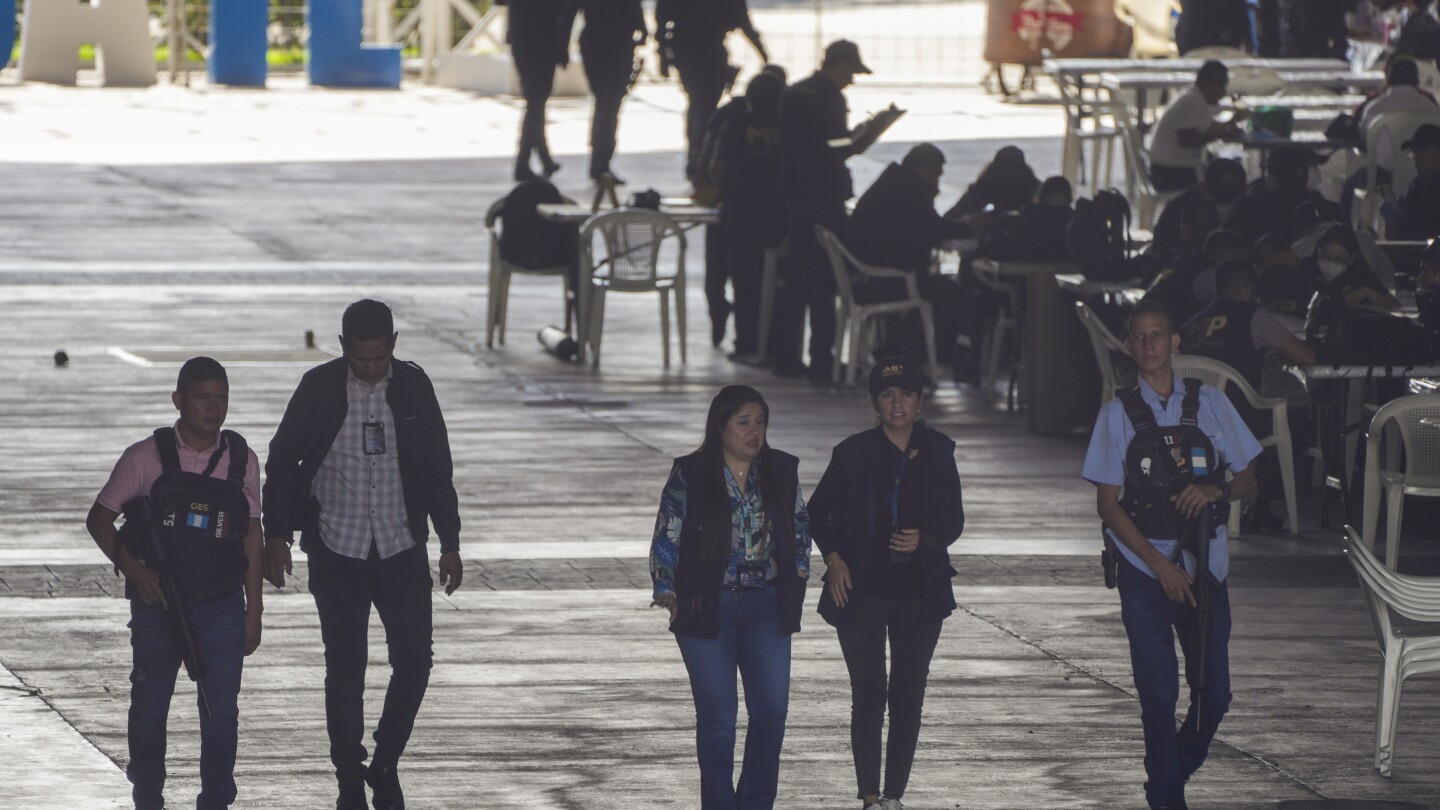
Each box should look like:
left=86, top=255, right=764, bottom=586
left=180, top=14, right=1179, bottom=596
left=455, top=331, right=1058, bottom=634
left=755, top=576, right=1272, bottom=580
left=121, top=428, right=251, bottom=604
left=1117, top=379, right=1230, bottom=541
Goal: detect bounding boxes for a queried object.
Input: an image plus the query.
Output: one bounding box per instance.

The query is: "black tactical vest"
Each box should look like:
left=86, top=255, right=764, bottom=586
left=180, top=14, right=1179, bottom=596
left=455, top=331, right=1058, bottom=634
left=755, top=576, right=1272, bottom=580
left=1182, top=297, right=1264, bottom=389
left=1117, top=380, right=1230, bottom=540
left=140, top=428, right=250, bottom=603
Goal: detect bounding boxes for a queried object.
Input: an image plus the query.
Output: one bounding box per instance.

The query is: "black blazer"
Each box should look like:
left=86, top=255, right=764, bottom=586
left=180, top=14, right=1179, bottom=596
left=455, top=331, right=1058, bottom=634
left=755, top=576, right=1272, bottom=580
left=669, top=449, right=807, bottom=639
left=808, top=424, right=964, bottom=628
left=261, top=357, right=461, bottom=553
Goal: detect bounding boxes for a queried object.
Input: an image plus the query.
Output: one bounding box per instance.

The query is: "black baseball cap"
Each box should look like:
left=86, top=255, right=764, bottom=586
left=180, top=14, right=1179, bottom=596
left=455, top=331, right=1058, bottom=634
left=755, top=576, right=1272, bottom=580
left=824, top=39, right=872, bottom=74
left=1402, top=123, right=1440, bottom=151
left=869, top=356, right=922, bottom=396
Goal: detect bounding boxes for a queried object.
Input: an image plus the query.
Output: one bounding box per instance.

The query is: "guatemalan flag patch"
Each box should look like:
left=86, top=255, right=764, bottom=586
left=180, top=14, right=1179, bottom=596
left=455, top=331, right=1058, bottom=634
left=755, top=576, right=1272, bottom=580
left=186, top=512, right=211, bottom=530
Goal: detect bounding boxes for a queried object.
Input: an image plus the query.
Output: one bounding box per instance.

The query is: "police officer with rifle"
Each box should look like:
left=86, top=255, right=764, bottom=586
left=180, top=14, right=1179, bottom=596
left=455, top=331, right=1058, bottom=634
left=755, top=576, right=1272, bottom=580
left=86, top=357, right=264, bottom=810
left=1082, top=300, right=1261, bottom=810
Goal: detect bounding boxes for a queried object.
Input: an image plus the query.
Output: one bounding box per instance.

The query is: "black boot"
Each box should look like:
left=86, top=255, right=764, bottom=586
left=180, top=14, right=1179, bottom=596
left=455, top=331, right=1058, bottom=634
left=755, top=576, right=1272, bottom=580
left=336, top=781, right=369, bottom=810
left=366, top=762, right=405, bottom=810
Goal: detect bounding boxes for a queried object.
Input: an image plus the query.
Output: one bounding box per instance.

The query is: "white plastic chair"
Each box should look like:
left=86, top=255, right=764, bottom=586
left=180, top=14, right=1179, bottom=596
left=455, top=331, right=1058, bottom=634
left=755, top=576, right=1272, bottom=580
left=1361, top=394, right=1440, bottom=571
left=814, top=225, right=937, bottom=386
left=755, top=236, right=789, bottom=360
left=578, top=208, right=687, bottom=368
left=1114, top=0, right=1180, bottom=59
left=1171, top=354, right=1299, bottom=536
left=1075, top=300, right=1131, bottom=407
left=485, top=196, right=574, bottom=348
left=1115, top=110, right=1187, bottom=231
left=1055, top=71, right=1119, bottom=195
left=1341, top=526, right=1440, bottom=778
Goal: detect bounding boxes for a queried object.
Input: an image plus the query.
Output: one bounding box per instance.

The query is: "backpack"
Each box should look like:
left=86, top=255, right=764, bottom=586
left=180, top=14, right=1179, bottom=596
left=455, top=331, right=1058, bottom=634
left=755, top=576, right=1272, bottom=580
left=1067, top=189, right=1131, bottom=281
left=499, top=180, right=579, bottom=271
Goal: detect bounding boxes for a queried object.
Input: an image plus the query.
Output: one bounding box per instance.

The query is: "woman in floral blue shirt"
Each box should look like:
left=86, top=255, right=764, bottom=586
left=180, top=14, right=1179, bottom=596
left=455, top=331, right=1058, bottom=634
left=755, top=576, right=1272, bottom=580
left=649, top=384, right=811, bottom=810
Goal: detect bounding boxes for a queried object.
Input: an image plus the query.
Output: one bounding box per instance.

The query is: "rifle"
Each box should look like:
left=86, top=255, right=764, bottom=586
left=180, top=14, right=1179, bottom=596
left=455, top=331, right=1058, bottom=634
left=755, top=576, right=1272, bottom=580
left=1181, top=503, right=1216, bottom=718
left=121, top=497, right=212, bottom=717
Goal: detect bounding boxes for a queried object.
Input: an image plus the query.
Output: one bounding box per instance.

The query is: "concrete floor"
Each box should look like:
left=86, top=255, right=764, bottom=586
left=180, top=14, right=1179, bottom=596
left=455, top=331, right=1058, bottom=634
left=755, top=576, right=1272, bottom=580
left=0, top=71, right=1437, bottom=810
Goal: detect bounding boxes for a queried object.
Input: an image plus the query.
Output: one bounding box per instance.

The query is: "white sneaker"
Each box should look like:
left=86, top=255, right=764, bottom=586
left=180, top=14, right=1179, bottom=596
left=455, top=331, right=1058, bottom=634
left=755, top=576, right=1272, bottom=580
left=880, top=799, right=905, bottom=810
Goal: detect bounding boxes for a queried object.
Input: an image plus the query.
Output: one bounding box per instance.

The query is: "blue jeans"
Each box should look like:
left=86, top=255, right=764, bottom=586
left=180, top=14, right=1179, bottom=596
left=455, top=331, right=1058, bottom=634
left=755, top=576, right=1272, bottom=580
left=675, top=587, right=793, bottom=810
left=128, top=589, right=246, bottom=810
left=1118, top=557, right=1232, bottom=808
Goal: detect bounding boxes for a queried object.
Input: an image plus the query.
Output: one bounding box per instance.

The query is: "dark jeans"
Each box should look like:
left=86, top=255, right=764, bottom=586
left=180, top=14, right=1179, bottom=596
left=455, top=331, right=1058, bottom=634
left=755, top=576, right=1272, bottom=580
left=128, top=589, right=246, bottom=810
left=1117, top=556, right=1232, bottom=808
left=723, top=214, right=780, bottom=355
left=307, top=540, right=434, bottom=786
left=675, top=587, right=792, bottom=810
left=513, top=47, right=556, bottom=171
left=676, top=55, right=729, bottom=178
left=1150, top=163, right=1199, bottom=192
left=835, top=597, right=943, bottom=801
left=774, top=198, right=847, bottom=371
left=706, top=222, right=730, bottom=343
left=581, top=41, right=631, bottom=178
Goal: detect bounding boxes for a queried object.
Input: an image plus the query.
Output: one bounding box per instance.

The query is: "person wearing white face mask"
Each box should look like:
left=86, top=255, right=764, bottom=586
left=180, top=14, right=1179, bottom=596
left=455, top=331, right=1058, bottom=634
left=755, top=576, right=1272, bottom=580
left=1301, top=225, right=1402, bottom=333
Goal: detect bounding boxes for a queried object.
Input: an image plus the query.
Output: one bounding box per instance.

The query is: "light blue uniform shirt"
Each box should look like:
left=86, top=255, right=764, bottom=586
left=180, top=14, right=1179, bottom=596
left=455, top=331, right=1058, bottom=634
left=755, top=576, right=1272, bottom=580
left=1082, top=372, right=1262, bottom=582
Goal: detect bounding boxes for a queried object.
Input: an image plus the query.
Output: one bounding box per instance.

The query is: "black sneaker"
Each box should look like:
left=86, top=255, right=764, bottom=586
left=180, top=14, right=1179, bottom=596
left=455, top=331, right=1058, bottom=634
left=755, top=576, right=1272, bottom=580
left=365, top=763, right=404, bottom=810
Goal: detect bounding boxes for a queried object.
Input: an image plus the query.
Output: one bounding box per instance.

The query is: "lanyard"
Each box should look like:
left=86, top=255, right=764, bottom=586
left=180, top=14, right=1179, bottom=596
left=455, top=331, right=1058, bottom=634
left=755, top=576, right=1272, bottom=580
left=890, top=451, right=909, bottom=529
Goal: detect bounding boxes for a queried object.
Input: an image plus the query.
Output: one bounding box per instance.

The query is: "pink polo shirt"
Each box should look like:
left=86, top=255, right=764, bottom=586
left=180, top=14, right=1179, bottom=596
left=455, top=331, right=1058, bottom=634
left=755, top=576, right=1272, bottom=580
left=97, top=423, right=262, bottom=518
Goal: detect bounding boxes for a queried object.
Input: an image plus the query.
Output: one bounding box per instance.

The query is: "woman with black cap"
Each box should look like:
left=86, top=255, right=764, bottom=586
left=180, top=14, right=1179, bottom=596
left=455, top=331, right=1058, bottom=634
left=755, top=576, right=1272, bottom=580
left=808, top=357, right=965, bottom=810
left=649, top=384, right=811, bottom=810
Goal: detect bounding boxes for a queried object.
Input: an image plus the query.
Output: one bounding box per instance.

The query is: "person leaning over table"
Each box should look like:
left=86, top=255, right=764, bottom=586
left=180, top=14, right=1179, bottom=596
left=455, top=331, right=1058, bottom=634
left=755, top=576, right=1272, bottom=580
left=807, top=357, right=964, bottom=810
left=649, top=384, right=811, bottom=810
left=1146, top=61, right=1247, bottom=193
left=1084, top=299, right=1262, bottom=810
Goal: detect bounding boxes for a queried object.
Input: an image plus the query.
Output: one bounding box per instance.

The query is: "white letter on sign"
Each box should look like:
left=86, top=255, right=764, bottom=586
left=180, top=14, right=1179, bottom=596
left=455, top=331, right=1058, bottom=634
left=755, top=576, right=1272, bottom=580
left=19, top=0, right=156, bottom=87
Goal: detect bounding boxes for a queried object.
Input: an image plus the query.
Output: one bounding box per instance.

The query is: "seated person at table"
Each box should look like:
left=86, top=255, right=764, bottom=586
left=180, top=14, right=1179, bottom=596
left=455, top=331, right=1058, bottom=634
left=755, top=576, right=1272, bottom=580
left=1343, top=58, right=1438, bottom=221
left=847, top=142, right=971, bottom=363
left=1147, top=60, right=1246, bottom=192
left=1139, top=198, right=1220, bottom=288
left=1226, top=144, right=1325, bottom=243
left=1151, top=158, right=1247, bottom=255
left=1291, top=200, right=1396, bottom=288
left=942, top=145, right=1041, bottom=235
left=1146, top=228, right=1249, bottom=326
left=1397, top=123, right=1440, bottom=240
left=1252, top=233, right=1322, bottom=323
left=977, top=176, right=1074, bottom=263
left=1181, top=259, right=1316, bottom=531
left=1303, top=224, right=1403, bottom=335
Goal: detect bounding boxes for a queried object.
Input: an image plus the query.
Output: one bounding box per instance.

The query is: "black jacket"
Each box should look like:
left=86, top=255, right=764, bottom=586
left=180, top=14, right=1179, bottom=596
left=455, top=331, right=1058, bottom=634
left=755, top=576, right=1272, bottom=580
left=780, top=72, right=855, bottom=204
left=849, top=162, right=970, bottom=273
left=669, top=449, right=807, bottom=638
left=262, top=357, right=461, bottom=553
left=808, top=424, right=964, bottom=628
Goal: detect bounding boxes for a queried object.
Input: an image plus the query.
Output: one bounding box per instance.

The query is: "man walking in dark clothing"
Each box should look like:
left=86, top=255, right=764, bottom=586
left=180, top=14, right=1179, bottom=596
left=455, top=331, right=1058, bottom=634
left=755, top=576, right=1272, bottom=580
left=262, top=300, right=463, bottom=810
left=562, top=0, right=646, bottom=181
left=506, top=0, right=566, bottom=181
left=656, top=0, right=767, bottom=180
left=774, top=39, right=878, bottom=380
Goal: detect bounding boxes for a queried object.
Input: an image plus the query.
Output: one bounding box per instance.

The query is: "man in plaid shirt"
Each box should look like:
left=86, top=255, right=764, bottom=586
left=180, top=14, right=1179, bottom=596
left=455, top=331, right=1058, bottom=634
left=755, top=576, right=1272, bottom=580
left=262, top=299, right=463, bottom=810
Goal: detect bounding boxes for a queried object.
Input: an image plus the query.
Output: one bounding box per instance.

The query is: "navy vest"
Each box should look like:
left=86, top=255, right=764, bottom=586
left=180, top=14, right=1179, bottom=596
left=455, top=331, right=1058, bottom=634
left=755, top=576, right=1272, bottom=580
left=1118, top=381, right=1230, bottom=540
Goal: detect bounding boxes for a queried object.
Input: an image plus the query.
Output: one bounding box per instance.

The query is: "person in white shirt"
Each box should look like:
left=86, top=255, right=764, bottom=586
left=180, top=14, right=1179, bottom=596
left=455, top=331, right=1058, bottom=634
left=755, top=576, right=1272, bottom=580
left=1149, top=61, right=1247, bottom=191
left=1358, top=58, right=1439, bottom=174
